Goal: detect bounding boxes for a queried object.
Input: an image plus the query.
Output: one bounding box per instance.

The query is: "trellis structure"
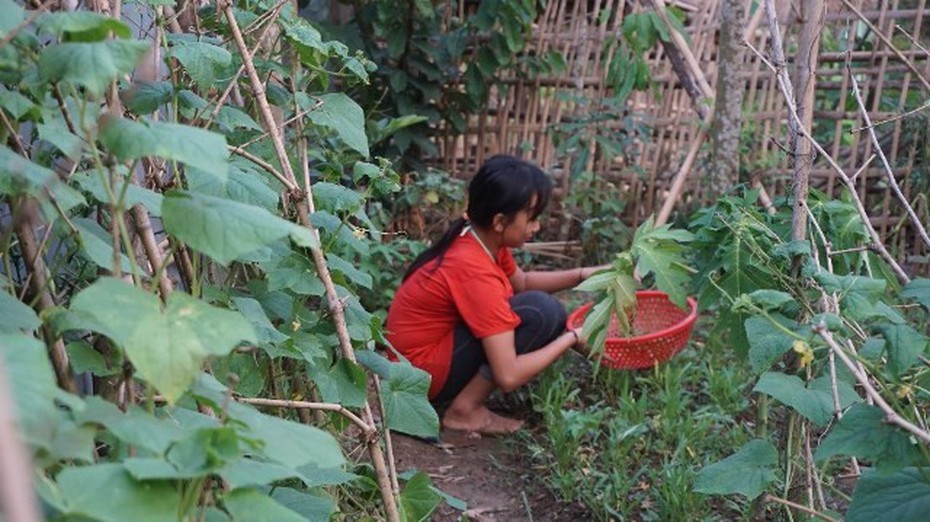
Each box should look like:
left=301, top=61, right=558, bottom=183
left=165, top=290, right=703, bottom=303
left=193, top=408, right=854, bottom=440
left=429, top=0, right=930, bottom=271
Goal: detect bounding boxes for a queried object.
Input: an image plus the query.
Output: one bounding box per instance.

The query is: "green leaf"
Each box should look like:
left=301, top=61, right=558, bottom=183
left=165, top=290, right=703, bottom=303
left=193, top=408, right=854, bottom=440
left=307, top=93, right=370, bottom=157
left=39, top=40, right=149, bottom=97
left=0, top=86, right=36, bottom=120
left=0, top=145, right=86, bottom=214
left=74, top=217, right=139, bottom=273
left=903, top=278, right=930, bottom=311
left=263, top=253, right=324, bottom=296
left=226, top=400, right=346, bottom=469
left=313, top=181, right=362, bottom=213
left=99, top=117, right=229, bottom=174
left=231, top=297, right=288, bottom=344
left=746, top=290, right=794, bottom=310
left=186, top=162, right=279, bottom=211
left=754, top=372, right=860, bottom=427
left=122, top=81, right=174, bottom=115
left=224, top=489, right=305, bottom=522
left=269, top=488, right=335, bottom=521
left=815, top=403, right=923, bottom=474
left=55, top=464, right=181, bottom=522
left=631, top=216, right=693, bottom=307
left=744, top=314, right=798, bottom=373
left=37, top=11, right=132, bottom=41
left=0, top=0, right=25, bottom=35
left=66, top=340, right=118, bottom=376
left=73, top=170, right=164, bottom=216
left=169, top=41, right=232, bottom=88
left=307, top=357, right=368, bottom=408
left=75, top=397, right=192, bottom=455
left=380, top=361, right=439, bottom=438
left=70, top=278, right=257, bottom=402
left=0, top=292, right=40, bottom=333
left=694, top=439, right=778, bottom=500
left=326, top=253, right=373, bottom=289
left=879, top=324, right=928, bottom=377
left=38, top=118, right=83, bottom=161
left=399, top=472, right=442, bottom=522
left=219, top=460, right=309, bottom=489
left=0, top=334, right=80, bottom=451
left=847, top=467, right=930, bottom=522
left=162, top=191, right=318, bottom=266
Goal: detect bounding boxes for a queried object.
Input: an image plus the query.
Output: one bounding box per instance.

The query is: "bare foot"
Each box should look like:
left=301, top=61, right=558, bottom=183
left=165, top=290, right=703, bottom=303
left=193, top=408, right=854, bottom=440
left=442, top=405, right=524, bottom=435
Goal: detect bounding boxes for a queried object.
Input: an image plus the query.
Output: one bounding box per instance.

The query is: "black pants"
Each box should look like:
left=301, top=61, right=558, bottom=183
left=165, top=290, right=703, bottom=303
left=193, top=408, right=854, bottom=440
left=433, top=290, right=567, bottom=404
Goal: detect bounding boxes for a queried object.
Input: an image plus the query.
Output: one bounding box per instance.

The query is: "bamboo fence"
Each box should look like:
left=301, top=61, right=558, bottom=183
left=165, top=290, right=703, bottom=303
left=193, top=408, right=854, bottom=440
left=427, top=0, right=930, bottom=272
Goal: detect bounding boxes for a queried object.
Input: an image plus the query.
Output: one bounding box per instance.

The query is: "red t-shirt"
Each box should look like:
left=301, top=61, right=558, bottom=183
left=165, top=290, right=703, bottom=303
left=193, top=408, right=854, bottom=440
left=385, top=232, right=521, bottom=399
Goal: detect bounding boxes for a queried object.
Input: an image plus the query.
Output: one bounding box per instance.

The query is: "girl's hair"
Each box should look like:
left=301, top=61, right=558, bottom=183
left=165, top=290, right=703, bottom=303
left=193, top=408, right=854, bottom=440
left=403, top=155, right=552, bottom=280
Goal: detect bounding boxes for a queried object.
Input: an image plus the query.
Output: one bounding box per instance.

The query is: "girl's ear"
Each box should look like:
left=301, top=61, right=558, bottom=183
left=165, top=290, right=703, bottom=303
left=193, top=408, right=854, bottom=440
left=492, top=213, right=506, bottom=232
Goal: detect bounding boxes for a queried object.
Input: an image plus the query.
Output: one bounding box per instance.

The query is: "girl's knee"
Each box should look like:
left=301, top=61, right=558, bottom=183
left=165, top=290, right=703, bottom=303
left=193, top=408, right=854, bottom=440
left=512, top=291, right=567, bottom=329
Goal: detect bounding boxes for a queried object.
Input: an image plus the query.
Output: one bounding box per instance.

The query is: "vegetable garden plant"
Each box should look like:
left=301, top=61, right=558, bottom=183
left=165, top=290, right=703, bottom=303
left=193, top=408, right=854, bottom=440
left=3, top=0, right=930, bottom=521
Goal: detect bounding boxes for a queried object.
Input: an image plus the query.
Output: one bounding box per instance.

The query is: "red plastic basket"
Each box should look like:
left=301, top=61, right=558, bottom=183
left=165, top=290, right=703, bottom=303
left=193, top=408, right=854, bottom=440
left=567, top=291, right=698, bottom=370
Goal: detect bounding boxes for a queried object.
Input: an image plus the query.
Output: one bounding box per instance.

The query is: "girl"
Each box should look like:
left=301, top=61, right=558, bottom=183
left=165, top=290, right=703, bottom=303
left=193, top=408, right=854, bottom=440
left=386, top=155, right=604, bottom=434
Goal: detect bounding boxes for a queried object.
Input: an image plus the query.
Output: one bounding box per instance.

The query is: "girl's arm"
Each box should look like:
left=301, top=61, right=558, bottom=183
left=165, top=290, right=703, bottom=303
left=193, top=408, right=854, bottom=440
left=481, top=328, right=582, bottom=392
left=509, top=265, right=610, bottom=293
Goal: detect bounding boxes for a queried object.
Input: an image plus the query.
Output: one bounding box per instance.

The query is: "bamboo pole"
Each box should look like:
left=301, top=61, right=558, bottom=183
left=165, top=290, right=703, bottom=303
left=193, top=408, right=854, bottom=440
left=0, top=354, right=42, bottom=522
left=218, top=3, right=399, bottom=519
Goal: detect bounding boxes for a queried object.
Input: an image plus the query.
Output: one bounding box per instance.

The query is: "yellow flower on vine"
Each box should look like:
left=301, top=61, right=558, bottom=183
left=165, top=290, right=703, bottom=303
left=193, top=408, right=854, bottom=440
left=793, top=340, right=814, bottom=368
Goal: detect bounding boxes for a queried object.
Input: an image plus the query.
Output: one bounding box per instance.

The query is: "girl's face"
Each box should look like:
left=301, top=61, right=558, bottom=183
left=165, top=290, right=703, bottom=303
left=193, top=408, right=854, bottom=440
left=498, top=195, right=541, bottom=247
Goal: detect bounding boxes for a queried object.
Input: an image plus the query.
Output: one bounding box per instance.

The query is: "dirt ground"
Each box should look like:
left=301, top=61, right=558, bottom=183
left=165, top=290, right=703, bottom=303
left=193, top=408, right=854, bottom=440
left=391, top=407, right=590, bottom=521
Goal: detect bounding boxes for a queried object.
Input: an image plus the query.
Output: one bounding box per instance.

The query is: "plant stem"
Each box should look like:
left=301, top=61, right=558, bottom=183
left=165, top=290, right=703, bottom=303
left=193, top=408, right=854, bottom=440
left=764, top=494, right=839, bottom=522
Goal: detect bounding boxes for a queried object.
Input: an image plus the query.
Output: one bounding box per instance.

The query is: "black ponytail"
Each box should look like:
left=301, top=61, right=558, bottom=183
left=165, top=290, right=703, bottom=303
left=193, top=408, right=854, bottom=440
left=403, top=155, right=552, bottom=281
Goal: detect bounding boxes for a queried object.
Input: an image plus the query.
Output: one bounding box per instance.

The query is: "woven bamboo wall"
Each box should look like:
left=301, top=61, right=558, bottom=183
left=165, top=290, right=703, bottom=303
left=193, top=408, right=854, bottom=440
left=428, top=0, right=930, bottom=270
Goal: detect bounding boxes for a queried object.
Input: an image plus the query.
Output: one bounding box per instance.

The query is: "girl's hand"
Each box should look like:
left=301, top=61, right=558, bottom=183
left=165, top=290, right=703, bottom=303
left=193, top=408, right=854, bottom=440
left=568, top=327, right=586, bottom=349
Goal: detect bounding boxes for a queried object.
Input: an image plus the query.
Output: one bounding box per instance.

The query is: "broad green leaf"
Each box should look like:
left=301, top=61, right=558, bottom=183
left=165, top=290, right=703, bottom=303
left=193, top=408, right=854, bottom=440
left=99, top=117, right=228, bottom=174
left=70, top=278, right=256, bottom=402
left=169, top=41, right=232, bottom=88
left=37, top=11, right=132, bottom=41
left=219, top=460, right=306, bottom=489
left=326, top=253, right=373, bottom=289
left=0, top=334, right=82, bottom=452
left=745, top=314, right=797, bottom=373
left=162, top=191, right=318, bottom=266
left=186, top=162, right=279, bottom=211
left=39, top=40, right=149, bottom=97
left=0, top=292, right=40, bottom=333
left=123, top=458, right=204, bottom=480
left=816, top=403, right=923, bottom=474
left=76, top=396, right=188, bottom=454
left=754, top=372, right=860, bottom=427
left=903, top=278, right=930, bottom=311
left=694, top=439, right=778, bottom=500
left=313, top=182, right=362, bottom=213
left=746, top=290, right=793, bottom=310
left=0, top=86, right=36, bottom=120
left=270, top=488, right=335, bottom=521
left=166, top=427, right=240, bottom=475
left=847, top=467, right=930, bottom=522
left=231, top=297, right=288, bottom=344
left=223, top=399, right=345, bottom=470
left=399, top=472, right=442, bottom=522
left=307, top=93, right=370, bottom=157
left=380, top=361, right=439, bottom=438
left=122, top=81, right=174, bottom=115
left=224, top=489, right=305, bottom=522
left=631, top=216, right=693, bottom=307
left=574, top=270, right=616, bottom=292
left=38, top=118, right=83, bottom=161
left=879, top=324, right=928, bottom=377
left=66, top=340, right=118, bottom=376
left=0, top=0, right=25, bottom=35
left=0, top=145, right=86, bottom=214
left=74, top=217, right=139, bottom=273
left=55, top=464, right=180, bottom=522
left=74, top=170, right=164, bottom=216
left=210, top=351, right=267, bottom=397
left=307, top=356, right=368, bottom=408
left=311, top=210, right=368, bottom=254
left=398, top=470, right=468, bottom=511
left=263, top=253, right=324, bottom=296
